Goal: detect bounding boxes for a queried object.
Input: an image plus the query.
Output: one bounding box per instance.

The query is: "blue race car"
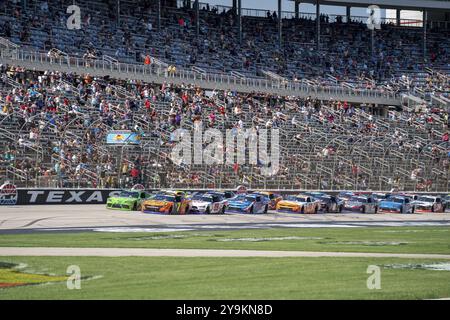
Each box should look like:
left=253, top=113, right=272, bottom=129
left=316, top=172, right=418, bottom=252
left=371, top=192, right=392, bottom=204
left=226, top=194, right=270, bottom=214
left=378, top=195, right=414, bottom=214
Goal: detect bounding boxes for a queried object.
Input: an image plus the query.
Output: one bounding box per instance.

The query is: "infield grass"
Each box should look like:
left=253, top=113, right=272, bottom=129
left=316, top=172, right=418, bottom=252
left=0, top=227, right=448, bottom=254
left=0, top=256, right=449, bottom=299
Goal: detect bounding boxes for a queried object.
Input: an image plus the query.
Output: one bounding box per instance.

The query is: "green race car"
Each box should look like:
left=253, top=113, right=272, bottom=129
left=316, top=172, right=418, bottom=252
left=106, top=190, right=149, bottom=211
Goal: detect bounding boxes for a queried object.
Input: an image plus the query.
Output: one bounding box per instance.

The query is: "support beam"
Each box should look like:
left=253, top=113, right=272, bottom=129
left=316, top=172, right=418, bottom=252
left=157, top=0, right=161, bottom=31
left=316, top=0, right=320, bottom=50
left=295, top=1, right=299, bottom=19
left=371, top=29, right=375, bottom=57
left=237, top=0, right=242, bottom=44
left=278, top=0, right=282, bottom=48
left=346, top=6, right=351, bottom=23
left=195, top=0, right=199, bottom=37
left=396, top=9, right=401, bottom=26
left=423, top=10, right=427, bottom=62
left=117, top=0, right=120, bottom=25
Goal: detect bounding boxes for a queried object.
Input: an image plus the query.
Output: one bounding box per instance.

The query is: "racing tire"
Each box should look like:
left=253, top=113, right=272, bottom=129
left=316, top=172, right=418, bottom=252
left=132, top=203, right=137, bottom=211
left=412, top=207, right=415, bottom=214
left=221, top=206, right=226, bottom=214
left=339, top=205, right=343, bottom=213
left=250, top=206, right=254, bottom=214
left=264, top=205, right=268, bottom=214
left=400, top=206, right=404, bottom=214
left=300, top=207, right=304, bottom=214
left=361, top=206, right=366, bottom=214
left=205, top=207, right=210, bottom=215
left=374, top=206, right=378, bottom=214
left=314, top=206, right=318, bottom=214
left=325, top=205, right=330, bottom=213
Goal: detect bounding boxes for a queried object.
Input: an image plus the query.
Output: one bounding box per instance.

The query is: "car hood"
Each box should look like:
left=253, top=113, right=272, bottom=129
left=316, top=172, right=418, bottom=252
left=191, top=200, right=210, bottom=207
left=278, top=200, right=305, bottom=206
left=142, top=200, right=173, bottom=207
left=411, top=201, right=433, bottom=207
left=379, top=201, right=402, bottom=209
left=228, top=200, right=252, bottom=207
left=108, top=197, right=136, bottom=203
left=345, top=201, right=364, bottom=207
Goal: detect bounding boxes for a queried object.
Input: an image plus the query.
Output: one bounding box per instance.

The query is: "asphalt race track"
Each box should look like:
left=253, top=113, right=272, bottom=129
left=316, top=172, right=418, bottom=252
left=0, top=205, right=449, bottom=234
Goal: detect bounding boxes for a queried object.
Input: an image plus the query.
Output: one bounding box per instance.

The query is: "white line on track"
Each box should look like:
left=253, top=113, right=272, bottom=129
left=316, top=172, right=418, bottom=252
left=0, top=247, right=449, bottom=259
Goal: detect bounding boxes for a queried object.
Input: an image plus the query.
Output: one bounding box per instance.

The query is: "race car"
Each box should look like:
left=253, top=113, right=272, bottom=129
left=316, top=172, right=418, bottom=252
left=211, top=191, right=236, bottom=199
left=190, top=193, right=228, bottom=214
left=344, top=195, right=378, bottom=213
left=313, top=194, right=344, bottom=213
left=141, top=192, right=192, bottom=214
left=253, top=191, right=283, bottom=210
left=371, top=192, right=391, bottom=204
left=226, top=193, right=270, bottom=214
left=337, top=191, right=354, bottom=203
left=106, top=189, right=149, bottom=211
left=411, top=195, right=445, bottom=213
left=378, top=196, right=414, bottom=214
left=276, top=194, right=321, bottom=214
left=442, top=194, right=450, bottom=210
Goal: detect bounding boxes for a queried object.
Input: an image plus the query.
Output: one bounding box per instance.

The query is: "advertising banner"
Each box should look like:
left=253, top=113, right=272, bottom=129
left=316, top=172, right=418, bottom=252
left=106, top=130, right=141, bottom=145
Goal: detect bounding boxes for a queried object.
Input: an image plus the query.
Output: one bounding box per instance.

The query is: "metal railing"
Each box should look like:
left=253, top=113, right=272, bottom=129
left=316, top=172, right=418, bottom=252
left=0, top=49, right=401, bottom=104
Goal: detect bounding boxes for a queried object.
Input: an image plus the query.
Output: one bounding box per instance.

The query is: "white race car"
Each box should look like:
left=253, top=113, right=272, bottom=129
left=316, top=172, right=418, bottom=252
left=190, top=193, right=228, bottom=214
left=411, top=195, right=445, bottom=213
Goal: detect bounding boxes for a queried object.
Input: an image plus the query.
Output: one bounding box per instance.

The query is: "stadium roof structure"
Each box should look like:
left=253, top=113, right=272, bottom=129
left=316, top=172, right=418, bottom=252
left=289, top=0, right=450, bottom=11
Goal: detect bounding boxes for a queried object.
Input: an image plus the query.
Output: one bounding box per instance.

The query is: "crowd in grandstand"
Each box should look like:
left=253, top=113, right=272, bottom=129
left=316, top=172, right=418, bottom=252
left=0, top=61, right=448, bottom=190
left=0, top=0, right=448, bottom=96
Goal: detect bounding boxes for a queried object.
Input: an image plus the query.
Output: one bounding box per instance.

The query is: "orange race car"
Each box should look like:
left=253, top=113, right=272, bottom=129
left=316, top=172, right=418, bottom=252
left=141, top=192, right=192, bottom=214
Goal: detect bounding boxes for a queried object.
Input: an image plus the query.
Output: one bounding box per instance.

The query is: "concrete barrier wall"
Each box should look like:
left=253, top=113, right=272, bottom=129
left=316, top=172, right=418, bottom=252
left=1, top=188, right=445, bottom=205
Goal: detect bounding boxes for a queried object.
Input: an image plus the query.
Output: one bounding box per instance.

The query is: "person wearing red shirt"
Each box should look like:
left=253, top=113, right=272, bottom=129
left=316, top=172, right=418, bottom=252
left=130, top=167, right=140, bottom=184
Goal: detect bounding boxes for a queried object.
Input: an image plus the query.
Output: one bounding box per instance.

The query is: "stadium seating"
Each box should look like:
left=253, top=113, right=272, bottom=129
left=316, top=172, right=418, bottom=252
left=1, top=64, right=448, bottom=191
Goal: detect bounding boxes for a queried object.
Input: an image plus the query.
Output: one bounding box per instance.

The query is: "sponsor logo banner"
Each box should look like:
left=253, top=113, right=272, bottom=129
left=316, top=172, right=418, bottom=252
left=14, top=189, right=122, bottom=205
left=0, top=183, right=18, bottom=205
left=106, top=130, right=141, bottom=145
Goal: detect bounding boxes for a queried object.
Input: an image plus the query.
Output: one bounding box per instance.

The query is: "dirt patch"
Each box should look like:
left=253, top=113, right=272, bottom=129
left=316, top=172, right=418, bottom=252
left=384, top=263, right=450, bottom=271
left=214, top=236, right=324, bottom=242
left=320, top=241, right=411, bottom=246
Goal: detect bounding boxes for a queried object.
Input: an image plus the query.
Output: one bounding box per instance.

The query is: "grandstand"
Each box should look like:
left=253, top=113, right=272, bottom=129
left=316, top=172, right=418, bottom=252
left=0, top=0, right=449, bottom=192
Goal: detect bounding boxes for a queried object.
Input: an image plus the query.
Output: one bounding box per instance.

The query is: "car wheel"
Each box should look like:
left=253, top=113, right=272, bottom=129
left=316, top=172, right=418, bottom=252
left=264, top=205, right=268, bottom=214
left=221, top=206, right=226, bottom=214
left=411, top=206, right=415, bottom=214
left=250, top=206, right=254, bottom=214
left=314, top=206, right=318, bottom=214
left=300, top=207, right=304, bottom=214
left=361, top=206, right=365, bottom=214
left=374, top=206, right=378, bottom=214
left=205, top=207, right=210, bottom=215
left=325, top=205, right=329, bottom=213
left=132, top=203, right=137, bottom=211
left=400, top=205, right=404, bottom=214
left=339, top=205, right=343, bottom=213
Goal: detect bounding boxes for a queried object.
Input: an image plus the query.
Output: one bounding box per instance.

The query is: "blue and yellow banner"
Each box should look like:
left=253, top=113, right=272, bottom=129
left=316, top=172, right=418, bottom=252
left=106, top=131, right=141, bottom=145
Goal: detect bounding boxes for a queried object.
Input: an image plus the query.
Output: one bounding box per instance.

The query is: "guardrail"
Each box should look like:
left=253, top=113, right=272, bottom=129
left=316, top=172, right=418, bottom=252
left=0, top=49, right=401, bottom=105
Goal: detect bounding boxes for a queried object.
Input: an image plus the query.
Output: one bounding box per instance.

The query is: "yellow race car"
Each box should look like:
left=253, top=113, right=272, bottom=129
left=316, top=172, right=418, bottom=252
left=141, top=192, right=191, bottom=214
left=276, top=194, right=320, bottom=214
